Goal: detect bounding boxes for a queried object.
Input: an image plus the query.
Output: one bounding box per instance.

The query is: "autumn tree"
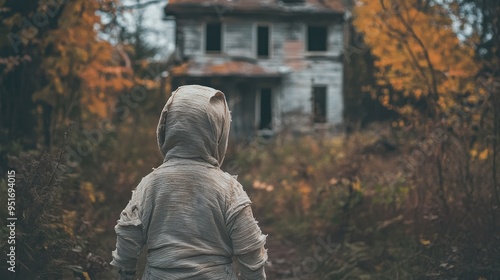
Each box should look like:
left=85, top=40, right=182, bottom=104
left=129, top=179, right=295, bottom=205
left=0, top=0, right=166, bottom=277
left=350, top=2, right=500, bottom=277
left=353, top=0, right=480, bottom=123
left=0, top=0, right=134, bottom=155
left=342, top=0, right=398, bottom=130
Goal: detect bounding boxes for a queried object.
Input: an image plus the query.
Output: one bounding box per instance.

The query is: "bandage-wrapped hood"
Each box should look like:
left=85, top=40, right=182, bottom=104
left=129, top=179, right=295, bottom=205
left=157, top=85, right=231, bottom=166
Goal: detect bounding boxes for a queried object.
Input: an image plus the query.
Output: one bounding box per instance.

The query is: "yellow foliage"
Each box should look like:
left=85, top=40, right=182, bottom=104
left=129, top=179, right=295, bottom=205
left=352, top=179, right=362, bottom=192
left=62, top=210, right=77, bottom=238
left=80, top=181, right=105, bottom=203
left=479, top=149, right=489, bottom=160
left=470, top=149, right=478, bottom=157
left=419, top=238, right=431, bottom=246
left=471, top=148, right=490, bottom=160
left=33, top=0, right=139, bottom=122
left=298, top=180, right=312, bottom=212
left=81, top=182, right=96, bottom=203
left=353, top=0, right=479, bottom=119
left=82, top=272, right=91, bottom=280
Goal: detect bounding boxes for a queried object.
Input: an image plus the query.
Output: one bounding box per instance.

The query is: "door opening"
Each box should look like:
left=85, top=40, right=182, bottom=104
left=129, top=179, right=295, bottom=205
left=259, top=88, right=272, bottom=129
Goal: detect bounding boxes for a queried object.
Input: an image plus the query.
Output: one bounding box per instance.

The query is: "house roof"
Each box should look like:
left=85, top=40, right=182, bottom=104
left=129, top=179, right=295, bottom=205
left=171, top=59, right=283, bottom=78
left=164, top=0, right=344, bottom=17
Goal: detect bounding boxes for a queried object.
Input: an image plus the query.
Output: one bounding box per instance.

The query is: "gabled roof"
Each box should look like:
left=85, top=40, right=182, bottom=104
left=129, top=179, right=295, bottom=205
left=165, top=0, right=344, bottom=17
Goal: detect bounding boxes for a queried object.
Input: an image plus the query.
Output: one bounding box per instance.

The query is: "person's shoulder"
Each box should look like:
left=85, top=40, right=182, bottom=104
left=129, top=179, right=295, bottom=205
left=220, top=171, right=250, bottom=199
left=218, top=170, right=241, bottom=188
left=141, top=167, right=160, bottom=181
left=134, top=166, right=166, bottom=191
left=221, top=170, right=237, bottom=181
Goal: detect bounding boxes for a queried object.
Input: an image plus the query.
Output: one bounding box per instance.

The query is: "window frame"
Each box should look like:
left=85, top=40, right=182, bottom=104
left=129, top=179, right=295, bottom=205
left=204, top=21, right=223, bottom=54
left=306, top=24, right=329, bottom=53
left=255, top=87, right=274, bottom=130
left=312, top=85, right=328, bottom=123
left=255, top=24, right=271, bottom=59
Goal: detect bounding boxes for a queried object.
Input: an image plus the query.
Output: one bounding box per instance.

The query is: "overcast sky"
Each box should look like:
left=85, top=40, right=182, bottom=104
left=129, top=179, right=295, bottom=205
left=120, top=0, right=175, bottom=60
left=114, top=0, right=476, bottom=60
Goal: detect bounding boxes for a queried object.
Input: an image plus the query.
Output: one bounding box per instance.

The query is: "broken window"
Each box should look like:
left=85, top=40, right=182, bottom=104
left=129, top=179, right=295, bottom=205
left=206, top=23, right=222, bottom=53
left=259, top=88, right=272, bottom=129
left=257, top=25, right=270, bottom=58
left=312, top=86, right=327, bottom=123
left=307, top=25, right=327, bottom=52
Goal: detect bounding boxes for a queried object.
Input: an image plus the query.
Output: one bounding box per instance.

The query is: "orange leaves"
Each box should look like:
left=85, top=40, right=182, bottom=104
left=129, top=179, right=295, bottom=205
left=80, top=181, right=106, bottom=204
left=33, top=0, right=140, bottom=121
left=81, top=92, right=110, bottom=118
left=354, top=0, right=480, bottom=119
left=419, top=238, right=431, bottom=246
left=470, top=148, right=490, bottom=161
left=298, top=180, right=312, bottom=212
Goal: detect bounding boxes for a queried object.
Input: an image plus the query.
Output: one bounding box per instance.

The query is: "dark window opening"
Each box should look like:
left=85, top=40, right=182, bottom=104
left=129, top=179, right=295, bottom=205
left=206, top=23, right=222, bottom=53
left=313, top=86, right=327, bottom=123
left=307, top=25, right=327, bottom=52
left=257, top=25, right=269, bottom=58
left=281, top=0, right=305, bottom=4
left=259, top=88, right=272, bottom=129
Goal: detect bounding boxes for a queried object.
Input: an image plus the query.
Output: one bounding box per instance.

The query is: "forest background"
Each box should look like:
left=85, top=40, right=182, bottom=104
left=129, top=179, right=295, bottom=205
left=0, top=0, right=499, bottom=279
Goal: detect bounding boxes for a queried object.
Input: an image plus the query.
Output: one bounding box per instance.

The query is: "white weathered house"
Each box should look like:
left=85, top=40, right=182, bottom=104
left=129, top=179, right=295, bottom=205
left=165, top=0, right=345, bottom=139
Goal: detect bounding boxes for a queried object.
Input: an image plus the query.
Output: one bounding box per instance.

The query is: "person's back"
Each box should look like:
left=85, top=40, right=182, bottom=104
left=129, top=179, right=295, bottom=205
left=111, top=85, right=267, bottom=280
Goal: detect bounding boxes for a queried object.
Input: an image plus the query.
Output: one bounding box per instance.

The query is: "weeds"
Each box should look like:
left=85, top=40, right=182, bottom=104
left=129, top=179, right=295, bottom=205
left=227, top=124, right=500, bottom=279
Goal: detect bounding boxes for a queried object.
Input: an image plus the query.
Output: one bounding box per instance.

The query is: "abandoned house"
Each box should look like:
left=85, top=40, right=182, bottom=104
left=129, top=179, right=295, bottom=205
left=164, top=0, right=345, bottom=139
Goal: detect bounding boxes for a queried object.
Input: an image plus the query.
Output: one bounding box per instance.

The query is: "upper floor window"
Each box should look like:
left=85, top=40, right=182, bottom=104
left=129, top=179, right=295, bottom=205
left=206, top=23, right=222, bottom=53
left=307, top=25, right=327, bottom=52
left=257, top=25, right=270, bottom=58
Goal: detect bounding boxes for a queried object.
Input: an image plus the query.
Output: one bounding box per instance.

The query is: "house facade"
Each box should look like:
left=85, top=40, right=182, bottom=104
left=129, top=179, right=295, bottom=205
left=165, top=0, right=345, bottom=139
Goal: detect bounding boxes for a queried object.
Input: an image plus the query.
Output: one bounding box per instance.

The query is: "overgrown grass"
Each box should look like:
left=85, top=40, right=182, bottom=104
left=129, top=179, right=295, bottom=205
left=2, top=123, right=498, bottom=279
left=226, top=124, right=500, bottom=279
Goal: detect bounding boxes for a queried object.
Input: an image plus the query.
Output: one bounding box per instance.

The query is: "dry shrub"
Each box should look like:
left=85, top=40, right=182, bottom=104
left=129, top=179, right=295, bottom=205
left=228, top=123, right=500, bottom=279
left=0, top=148, right=107, bottom=280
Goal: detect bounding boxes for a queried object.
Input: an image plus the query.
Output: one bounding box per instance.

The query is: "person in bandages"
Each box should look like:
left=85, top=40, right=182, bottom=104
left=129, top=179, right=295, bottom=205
left=111, top=85, right=268, bottom=280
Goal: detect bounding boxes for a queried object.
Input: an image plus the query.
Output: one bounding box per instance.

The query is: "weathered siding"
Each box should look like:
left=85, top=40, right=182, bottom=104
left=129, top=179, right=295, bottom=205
left=178, top=20, right=202, bottom=56
left=329, top=23, right=344, bottom=57
left=267, top=21, right=344, bottom=127
left=282, top=62, right=344, bottom=123
left=225, top=82, right=258, bottom=140
left=266, top=22, right=343, bottom=61
left=309, top=61, right=343, bottom=124
left=177, top=20, right=343, bottom=61
left=224, top=22, right=253, bottom=57
left=174, top=16, right=344, bottom=135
